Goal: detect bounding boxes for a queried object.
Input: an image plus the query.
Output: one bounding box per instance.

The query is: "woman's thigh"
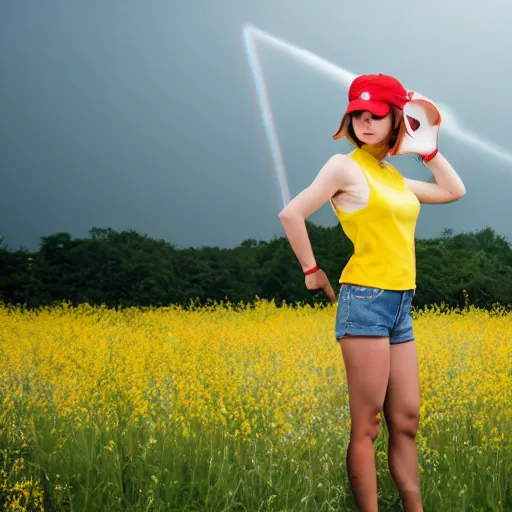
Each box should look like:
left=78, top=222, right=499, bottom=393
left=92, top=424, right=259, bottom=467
left=339, top=335, right=390, bottom=436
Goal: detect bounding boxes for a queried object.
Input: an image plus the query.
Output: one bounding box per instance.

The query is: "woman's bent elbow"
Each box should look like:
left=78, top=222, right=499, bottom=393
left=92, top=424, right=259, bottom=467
left=278, top=207, right=298, bottom=220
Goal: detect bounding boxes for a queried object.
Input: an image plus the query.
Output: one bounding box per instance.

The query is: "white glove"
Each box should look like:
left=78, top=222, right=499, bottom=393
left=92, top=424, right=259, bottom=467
left=388, top=91, right=442, bottom=162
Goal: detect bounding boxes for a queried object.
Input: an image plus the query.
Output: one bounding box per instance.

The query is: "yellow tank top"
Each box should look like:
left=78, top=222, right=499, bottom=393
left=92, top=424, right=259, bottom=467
left=330, top=147, right=421, bottom=290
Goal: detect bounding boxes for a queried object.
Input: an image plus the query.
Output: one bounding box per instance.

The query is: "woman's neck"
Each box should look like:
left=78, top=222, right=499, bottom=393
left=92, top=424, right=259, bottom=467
left=360, top=132, right=393, bottom=161
left=360, top=142, right=388, bottom=161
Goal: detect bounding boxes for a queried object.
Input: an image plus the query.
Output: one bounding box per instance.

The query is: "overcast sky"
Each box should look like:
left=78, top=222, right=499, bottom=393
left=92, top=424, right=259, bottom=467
left=2, top=0, right=512, bottom=252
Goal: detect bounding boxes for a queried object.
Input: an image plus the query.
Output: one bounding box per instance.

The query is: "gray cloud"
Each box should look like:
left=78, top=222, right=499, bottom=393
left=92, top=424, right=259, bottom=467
left=1, top=0, right=511, bottom=251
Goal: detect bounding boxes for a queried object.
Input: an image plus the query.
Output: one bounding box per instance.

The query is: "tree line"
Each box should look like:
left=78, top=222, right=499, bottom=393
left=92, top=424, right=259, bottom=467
left=1, top=224, right=511, bottom=311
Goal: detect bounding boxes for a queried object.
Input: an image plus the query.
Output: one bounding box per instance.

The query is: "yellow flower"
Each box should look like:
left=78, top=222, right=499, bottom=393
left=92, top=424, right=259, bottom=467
left=0, top=299, right=510, bottom=508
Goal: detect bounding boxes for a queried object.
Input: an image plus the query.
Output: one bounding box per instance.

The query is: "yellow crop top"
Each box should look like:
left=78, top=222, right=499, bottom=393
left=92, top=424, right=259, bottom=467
left=330, top=147, right=421, bottom=290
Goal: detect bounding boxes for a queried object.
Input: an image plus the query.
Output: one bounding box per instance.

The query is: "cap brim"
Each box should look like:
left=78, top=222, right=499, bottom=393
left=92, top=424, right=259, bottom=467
left=345, top=99, right=391, bottom=116
left=332, top=100, right=392, bottom=140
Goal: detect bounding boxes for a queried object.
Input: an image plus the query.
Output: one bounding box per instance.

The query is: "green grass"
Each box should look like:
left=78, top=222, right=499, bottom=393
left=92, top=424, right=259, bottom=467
left=1, top=407, right=511, bottom=511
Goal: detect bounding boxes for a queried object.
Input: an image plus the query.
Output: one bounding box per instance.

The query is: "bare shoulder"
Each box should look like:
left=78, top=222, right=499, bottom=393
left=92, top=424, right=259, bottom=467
left=316, top=153, right=359, bottom=185
left=278, top=153, right=357, bottom=219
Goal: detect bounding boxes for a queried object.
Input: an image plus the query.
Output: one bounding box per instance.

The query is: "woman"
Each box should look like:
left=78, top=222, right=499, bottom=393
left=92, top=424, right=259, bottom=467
left=278, top=73, right=466, bottom=512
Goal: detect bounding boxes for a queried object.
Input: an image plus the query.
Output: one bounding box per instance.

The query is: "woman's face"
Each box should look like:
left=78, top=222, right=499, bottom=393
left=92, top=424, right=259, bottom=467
left=351, top=110, right=393, bottom=145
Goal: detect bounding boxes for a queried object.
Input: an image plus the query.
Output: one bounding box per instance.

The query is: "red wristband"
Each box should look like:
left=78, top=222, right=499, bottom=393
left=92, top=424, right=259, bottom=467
left=422, top=148, right=438, bottom=163
left=304, top=265, right=319, bottom=275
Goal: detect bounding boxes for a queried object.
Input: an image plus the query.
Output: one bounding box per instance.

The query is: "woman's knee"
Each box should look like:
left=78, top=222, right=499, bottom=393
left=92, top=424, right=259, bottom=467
left=350, top=409, right=382, bottom=442
left=388, top=408, right=420, bottom=439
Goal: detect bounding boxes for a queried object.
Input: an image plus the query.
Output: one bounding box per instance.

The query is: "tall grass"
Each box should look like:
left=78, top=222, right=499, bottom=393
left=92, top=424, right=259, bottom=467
left=0, top=299, right=510, bottom=511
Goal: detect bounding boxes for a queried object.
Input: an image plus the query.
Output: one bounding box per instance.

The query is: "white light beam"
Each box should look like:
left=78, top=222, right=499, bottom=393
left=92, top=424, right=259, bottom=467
left=243, top=24, right=512, bottom=207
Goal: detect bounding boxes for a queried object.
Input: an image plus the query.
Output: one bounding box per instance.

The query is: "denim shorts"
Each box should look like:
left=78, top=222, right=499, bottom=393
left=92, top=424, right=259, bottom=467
left=335, top=284, right=415, bottom=344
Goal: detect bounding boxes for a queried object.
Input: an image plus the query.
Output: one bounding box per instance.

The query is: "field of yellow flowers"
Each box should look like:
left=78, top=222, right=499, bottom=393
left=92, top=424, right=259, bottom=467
left=0, top=299, right=511, bottom=511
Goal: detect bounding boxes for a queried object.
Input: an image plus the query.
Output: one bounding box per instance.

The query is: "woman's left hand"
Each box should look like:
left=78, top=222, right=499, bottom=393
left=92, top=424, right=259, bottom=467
left=305, top=268, right=337, bottom=304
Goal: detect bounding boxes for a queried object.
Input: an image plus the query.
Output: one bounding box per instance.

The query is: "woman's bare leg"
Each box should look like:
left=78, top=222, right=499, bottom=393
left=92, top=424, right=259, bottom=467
left=339, top=335, right=390, bottom=512
left=383, top=340, right=423, bottom=512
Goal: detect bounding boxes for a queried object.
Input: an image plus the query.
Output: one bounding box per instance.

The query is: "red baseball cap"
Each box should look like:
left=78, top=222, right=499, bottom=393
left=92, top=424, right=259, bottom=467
left=333, top=74, right=409, bottom=140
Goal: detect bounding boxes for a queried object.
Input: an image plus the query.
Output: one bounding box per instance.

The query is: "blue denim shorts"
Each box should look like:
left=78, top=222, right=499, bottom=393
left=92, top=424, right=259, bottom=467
left=335, top=284, right=415, bottom=344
